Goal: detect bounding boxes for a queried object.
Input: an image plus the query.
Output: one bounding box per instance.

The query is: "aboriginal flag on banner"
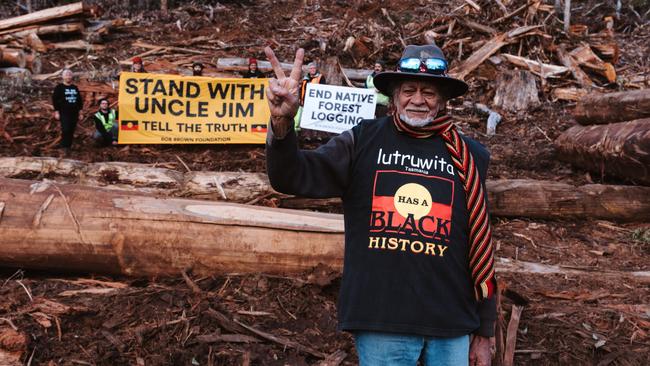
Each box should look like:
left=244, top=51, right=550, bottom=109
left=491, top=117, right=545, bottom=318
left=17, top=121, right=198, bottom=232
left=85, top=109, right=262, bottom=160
left=251, top=123, right=267, bottom=133
left=370, top=170, right=454, bottom=237
left=121, top=120, right=139, bottom=131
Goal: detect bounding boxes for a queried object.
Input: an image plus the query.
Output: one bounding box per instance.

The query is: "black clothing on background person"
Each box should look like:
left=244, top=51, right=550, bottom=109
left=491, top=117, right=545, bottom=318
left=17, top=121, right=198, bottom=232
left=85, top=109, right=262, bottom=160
left=52, top=83, right=82, bottom=148
left=243, top=69, right=265, bottom=78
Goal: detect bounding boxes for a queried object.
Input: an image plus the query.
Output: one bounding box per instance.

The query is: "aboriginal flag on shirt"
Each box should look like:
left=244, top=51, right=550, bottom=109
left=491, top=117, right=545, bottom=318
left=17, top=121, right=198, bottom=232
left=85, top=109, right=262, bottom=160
left=370, top=170, right=454, bottom=239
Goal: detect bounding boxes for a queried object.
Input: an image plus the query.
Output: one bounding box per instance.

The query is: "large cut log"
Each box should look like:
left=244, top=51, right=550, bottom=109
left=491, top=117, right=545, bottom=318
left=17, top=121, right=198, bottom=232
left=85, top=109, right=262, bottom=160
left=0, top=22, right=84, bottom=37
left=25, top=52, right=41, bottom=74
left=573, top=89, right=650, bottom=125
left=0, top=2, right=86, bottom=32
left=487, top=179, right=650, bottom=220
left=0, top=177, right=345, bottom=276
left=216, top=57, right=371, bottom=81
left=1, top=158, right=649, bottom=221
left=1, top=177, right=650, bottom=279
left=0, top=48, right=26, bottom=68
left=555, top=119, right=650, bottom=185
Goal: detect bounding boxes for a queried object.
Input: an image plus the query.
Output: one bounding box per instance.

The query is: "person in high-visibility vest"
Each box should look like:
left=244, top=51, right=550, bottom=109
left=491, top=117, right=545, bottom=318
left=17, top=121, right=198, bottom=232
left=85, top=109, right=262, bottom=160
left=92, top=98, right=119, bottom=146
left=295, top=62, right=326, bottom=131
left=365, top=60, right=390, bottom=118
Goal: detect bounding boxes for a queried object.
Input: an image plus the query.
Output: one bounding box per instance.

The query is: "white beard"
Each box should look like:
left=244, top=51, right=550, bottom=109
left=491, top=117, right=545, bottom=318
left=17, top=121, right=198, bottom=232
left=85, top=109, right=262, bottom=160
left=399, top=113, right=434, bottom=127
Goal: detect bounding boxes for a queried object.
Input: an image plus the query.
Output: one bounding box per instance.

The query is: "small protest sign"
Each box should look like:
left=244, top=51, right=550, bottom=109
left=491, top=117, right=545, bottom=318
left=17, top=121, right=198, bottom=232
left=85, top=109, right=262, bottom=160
left=300, top=84, right=376, bottom=134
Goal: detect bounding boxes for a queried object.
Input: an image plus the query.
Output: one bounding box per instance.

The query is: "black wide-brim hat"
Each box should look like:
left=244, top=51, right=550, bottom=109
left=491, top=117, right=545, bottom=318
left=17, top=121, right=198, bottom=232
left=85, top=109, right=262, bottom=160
left=373, top=44, right=469, bottom=100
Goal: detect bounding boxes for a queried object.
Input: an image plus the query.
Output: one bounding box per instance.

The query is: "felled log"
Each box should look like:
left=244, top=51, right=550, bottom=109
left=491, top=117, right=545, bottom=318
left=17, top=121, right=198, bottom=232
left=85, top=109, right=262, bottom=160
left=500, top=53, right=568, bottom=78
left=0, top=22, right=84, bottom=37
left=0, top=2, right=86, bottom=32
left=23, top=33, right=46, bottom=53
left=555, top=119, right=650, bottom=185
left=322, top=56, right=343, bottom=86
left=0, top=177, right=345, bottom=276
left=2, top=158, right=649, bottom=221
left=48, top=40, right=105, bottom=51
left=493, top=69, right=540, bottom=112
left=573, top=89, right=650, bottom=125
left=25, top=52, right=41, bottom=74
left=449, top=25, right=540, bottom=80
left=1, top=177, right=650, bottom=278
left=0, top=48, right=26, bottom=68
left=552, top=87, right=589, bottom=102
left=216, top=57, right=371, bottom=81
left=556, top=44, right=594, bottom=89
left=487, top=178, right=650, bottom=220
left=569, top=44, right=616, bottom=83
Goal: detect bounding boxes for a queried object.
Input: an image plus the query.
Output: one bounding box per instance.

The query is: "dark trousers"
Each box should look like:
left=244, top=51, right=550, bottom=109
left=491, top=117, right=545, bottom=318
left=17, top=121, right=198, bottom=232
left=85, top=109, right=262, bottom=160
left=60, top=113, right=78, bottom=148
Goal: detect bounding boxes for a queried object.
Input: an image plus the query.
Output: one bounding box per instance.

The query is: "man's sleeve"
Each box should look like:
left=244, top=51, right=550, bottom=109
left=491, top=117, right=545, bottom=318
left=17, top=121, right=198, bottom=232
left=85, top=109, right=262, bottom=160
left=52, top=85, right=62, bottom=111
left=266, top=126, right=354, bottom=198
left=476, top=296, right=496, bottom=337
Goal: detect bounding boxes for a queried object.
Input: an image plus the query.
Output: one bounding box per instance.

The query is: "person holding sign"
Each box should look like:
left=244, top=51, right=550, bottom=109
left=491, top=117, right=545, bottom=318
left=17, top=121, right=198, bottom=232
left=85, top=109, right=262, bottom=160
left=192, top=61, right=204, bottom=76
left=242, top=58, right=265, bottom=79
left=131, top=57, right=146, bottom=73
left=365, top=60, right=390, bottom=118
left=294, top=61, right=326, bottom=131
left=265, top=43, right=495, bottom=366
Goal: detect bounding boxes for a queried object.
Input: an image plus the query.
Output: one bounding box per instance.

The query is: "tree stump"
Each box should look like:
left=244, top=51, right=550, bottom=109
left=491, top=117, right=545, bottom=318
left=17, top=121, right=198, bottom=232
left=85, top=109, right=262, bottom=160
left=493, top=69, right=540, bottom=112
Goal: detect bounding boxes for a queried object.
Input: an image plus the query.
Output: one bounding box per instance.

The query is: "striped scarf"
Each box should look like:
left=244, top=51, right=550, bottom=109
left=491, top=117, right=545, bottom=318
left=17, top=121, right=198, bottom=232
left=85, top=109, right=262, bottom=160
left=393, top=113, right=495, bottom=300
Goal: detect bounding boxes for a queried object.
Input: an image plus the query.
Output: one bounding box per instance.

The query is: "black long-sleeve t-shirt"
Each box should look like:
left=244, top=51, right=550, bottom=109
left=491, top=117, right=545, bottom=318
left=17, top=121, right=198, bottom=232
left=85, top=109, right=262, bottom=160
left=52, top=83, right=82, bottom=117
left=266, top=117, right=496, bottom=337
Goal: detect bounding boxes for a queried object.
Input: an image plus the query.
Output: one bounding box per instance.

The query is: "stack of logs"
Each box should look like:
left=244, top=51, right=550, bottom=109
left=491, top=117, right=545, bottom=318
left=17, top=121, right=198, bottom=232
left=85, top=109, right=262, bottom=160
left=555, top=88, right=650, bottom=186
left=0, top=1, right=102, bottom=79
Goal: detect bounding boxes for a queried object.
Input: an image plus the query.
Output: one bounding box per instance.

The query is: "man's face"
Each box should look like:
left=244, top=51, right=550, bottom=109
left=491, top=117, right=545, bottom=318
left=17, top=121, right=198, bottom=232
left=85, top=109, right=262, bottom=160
left=374, top=63, right=383, bottom=73
left=394, top=81, right=445, bottom=123
left=308, top=65, right=317, bottom=75
left=133, top=63, right=143, bottom=72
left=100, top=100, right=109, bottom=110
left=62, top=70, right=73, bottom=84
left=249, top=63, right=257, bottom=71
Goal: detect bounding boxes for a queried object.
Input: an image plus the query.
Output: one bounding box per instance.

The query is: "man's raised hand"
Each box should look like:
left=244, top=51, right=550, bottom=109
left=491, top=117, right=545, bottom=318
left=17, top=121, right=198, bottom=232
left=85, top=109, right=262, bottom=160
left=264, top=47, right=304, bottom=137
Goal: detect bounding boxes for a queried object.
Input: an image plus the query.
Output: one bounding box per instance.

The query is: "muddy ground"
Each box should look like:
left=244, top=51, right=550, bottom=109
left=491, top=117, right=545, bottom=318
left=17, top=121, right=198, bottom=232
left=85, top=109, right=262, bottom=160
left=1, top=0, right=649, bottom=365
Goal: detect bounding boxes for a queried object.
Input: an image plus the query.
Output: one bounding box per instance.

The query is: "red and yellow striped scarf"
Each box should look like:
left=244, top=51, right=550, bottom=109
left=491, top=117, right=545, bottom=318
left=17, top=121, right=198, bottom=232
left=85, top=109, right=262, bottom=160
left=393, top=114, right=495, bottom=300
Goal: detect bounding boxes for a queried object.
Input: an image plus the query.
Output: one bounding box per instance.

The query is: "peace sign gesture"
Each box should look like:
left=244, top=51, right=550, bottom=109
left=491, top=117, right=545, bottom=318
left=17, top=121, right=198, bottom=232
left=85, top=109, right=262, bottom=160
left=264, top=47, right=304, bottom=136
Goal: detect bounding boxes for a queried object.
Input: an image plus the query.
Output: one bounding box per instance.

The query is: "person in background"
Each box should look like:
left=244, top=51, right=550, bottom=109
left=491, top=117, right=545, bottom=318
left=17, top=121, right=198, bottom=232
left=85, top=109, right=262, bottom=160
left=295, top=61, right=326, bottom=131
left=366, top=60, right=390, bottom=118
left=52, top=68, right=83, bottom=152
left=131, top=57, right=146, bottom=73
left=93, top=98, right=118, bottom=147
left=243, top=58, right=265, bottom=78
left=192, top=61, right=204, bottom=76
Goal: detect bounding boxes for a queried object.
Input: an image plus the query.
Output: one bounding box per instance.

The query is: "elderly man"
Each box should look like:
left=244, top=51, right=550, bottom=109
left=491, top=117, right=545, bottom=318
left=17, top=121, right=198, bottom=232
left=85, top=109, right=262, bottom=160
left=264, top=44, right=495, bottom=366
left=52, top=68, right=83, bottom=151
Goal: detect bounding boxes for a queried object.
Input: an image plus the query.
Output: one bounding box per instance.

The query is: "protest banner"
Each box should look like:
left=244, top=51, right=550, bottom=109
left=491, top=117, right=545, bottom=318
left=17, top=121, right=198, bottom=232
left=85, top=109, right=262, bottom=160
left=300, top=84, right=376, bottom=134
left=118, top=72, right=270, bottom=144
